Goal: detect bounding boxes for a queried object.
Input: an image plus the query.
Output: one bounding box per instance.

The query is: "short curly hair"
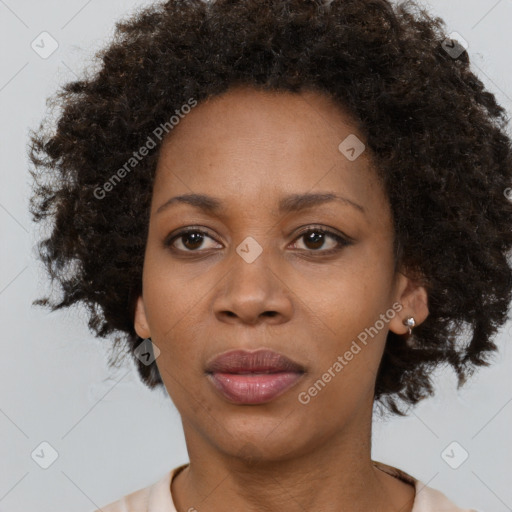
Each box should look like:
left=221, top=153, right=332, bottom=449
left=28, top=0, right=512, bottom=415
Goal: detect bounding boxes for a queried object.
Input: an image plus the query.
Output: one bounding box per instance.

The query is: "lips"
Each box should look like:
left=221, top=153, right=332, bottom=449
left=205, top=349, right=305, bottom=374
left=205, top=349, right=305, bottom=404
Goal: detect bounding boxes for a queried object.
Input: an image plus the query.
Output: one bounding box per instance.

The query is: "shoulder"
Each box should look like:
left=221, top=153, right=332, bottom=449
left=95, top=484, right=151, bottom=512
left=373, top=461, right=479, bottom=512
left=413, top=483, right=479, bottom=512
left=92, top=464, right=188, bottom=512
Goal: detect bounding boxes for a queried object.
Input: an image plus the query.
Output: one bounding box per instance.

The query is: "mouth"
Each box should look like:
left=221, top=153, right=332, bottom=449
left=205, top=349, right=305, bottom=404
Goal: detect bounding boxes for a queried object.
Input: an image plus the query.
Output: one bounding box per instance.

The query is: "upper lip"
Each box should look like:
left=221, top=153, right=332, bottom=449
left=205, top=349, right=305, bottom=374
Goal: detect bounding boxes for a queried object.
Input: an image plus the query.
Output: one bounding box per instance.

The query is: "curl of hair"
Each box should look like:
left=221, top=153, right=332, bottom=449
left=28, top=0, right=512, bottom=414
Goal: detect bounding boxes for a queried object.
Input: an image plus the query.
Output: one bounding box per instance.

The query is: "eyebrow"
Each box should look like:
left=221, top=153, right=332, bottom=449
left=155, top=192, right=365, bottom=215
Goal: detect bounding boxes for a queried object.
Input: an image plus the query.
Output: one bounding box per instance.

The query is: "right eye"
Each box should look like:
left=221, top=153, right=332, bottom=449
left=164, top=227, right=223, bottom=252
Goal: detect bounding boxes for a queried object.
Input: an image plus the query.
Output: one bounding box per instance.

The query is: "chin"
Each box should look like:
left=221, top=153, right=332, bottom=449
left=208, top=414, right=311, bottom=461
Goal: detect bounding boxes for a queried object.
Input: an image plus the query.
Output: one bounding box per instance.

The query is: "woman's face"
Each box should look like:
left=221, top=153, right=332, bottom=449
left=135, top=86, right=426, bottom=462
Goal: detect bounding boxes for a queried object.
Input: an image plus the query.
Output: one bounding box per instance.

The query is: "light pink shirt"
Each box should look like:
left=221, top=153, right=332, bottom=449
left=95, top=461, right=478, bottom=511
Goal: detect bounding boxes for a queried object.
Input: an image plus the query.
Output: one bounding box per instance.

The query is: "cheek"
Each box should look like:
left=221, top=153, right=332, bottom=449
left=141, top=246, right=212, bottom=335
left=299, top=249, right=393, bottom=335
left=296, top=287, right=390, bottom=416
left=297, top=257, right=393, bottom=382
left=141, top=268, right=205, bottom=377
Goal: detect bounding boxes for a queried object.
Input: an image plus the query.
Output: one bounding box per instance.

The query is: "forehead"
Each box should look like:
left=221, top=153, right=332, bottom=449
left=152, top=86, right=389, bottom=225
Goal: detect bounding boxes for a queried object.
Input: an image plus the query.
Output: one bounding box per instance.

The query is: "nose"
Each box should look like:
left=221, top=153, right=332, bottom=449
left=213, top=245, right=294, bottom=326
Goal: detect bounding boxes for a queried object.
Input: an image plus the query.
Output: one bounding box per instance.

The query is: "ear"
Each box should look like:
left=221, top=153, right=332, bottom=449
left=389, top=271, right=429, bottom=335
left=134, top=295, right=151, bottom=339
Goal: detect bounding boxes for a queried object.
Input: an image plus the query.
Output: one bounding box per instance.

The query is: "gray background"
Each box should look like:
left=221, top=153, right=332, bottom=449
left=1, top=0, right=511, bottom=510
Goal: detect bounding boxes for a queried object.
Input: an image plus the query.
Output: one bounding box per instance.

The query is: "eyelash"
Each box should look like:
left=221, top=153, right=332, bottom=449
left=164, top=225, right=353, bottom=255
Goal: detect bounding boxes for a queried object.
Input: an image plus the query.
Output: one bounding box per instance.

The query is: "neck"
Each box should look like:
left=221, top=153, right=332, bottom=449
left=171, top=412, right=415, bottom=512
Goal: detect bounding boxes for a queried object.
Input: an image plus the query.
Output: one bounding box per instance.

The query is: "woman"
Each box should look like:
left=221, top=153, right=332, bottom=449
left=28, top=0, right=512, bottom=510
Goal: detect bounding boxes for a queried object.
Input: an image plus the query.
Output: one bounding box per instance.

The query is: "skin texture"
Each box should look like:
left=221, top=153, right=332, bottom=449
left=134, top=86, right=428, bottom=511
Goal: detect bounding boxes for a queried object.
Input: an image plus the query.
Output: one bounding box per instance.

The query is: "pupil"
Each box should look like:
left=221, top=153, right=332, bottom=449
left=306, top=232, right=324, bottom=249
left=184, top=232, right=203, bottom=249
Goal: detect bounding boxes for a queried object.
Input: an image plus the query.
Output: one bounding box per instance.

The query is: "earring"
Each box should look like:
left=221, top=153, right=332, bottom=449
left=403, top=316, right=415, bottom=335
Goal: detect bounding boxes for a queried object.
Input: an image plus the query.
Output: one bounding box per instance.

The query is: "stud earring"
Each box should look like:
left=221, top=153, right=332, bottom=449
left=403, top=316, right=416, bottom=335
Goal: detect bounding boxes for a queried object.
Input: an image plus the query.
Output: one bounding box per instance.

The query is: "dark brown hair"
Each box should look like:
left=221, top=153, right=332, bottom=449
left=28, top=0, right=512, bottom=414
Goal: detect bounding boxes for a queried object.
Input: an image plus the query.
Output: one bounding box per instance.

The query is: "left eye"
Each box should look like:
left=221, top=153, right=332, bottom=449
left=290, top=228, right=349, bottom=252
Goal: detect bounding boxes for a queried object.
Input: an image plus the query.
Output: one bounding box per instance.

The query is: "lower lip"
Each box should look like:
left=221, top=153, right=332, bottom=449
left=207, top=372, right=304, bottom=404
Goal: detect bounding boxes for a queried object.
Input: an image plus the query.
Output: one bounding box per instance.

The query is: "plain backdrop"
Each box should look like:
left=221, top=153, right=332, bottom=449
left=1, top=0, right=511, bottom=511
